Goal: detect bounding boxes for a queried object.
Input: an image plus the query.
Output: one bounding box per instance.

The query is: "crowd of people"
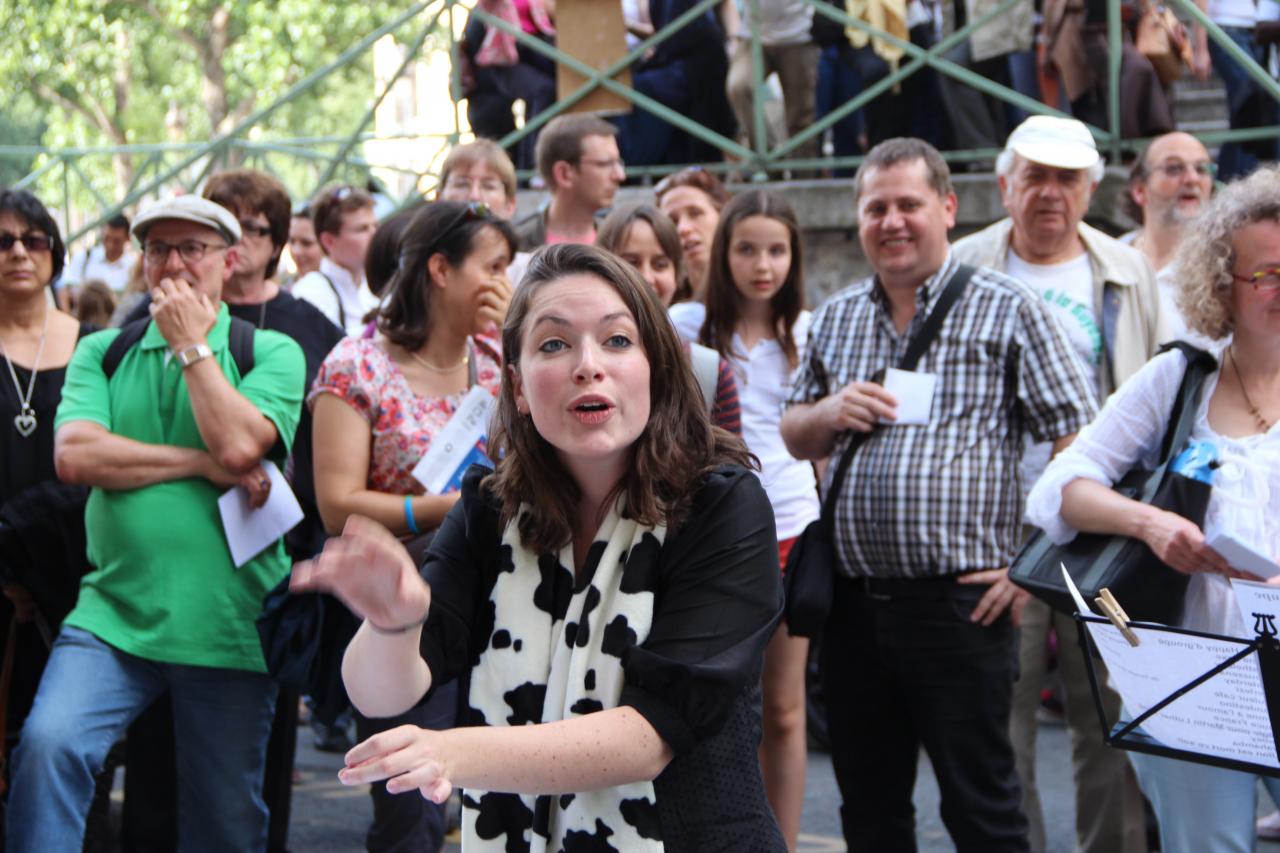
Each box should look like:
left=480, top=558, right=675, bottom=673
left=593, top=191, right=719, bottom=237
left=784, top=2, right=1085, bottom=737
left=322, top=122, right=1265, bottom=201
left=0, top=105, right=1277, bottom=853
left=459, top=0, right=1279, bottom=179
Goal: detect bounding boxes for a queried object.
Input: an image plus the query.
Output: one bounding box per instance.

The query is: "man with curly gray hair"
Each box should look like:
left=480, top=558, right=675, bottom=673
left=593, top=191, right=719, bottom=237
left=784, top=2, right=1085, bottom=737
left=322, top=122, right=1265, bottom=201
left=954, top=114, right=1167, bottom=853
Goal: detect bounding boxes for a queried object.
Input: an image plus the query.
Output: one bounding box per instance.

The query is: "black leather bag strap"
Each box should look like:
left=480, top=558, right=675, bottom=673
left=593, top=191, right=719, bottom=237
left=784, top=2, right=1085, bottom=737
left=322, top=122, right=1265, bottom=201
left=817, top=263, right=976, bottom=525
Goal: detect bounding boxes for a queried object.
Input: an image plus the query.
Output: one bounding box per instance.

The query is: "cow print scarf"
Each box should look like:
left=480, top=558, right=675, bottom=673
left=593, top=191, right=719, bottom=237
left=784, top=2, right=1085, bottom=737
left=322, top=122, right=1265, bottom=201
left=461, top=498, right=666, bottom=852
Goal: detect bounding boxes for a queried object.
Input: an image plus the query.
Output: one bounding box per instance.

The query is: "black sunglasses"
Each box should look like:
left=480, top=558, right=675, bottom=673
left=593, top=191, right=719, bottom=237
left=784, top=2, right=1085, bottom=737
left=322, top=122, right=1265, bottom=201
left=0, top=232, right=54, bottom=253
left=238, top=220, right=273, bottom=239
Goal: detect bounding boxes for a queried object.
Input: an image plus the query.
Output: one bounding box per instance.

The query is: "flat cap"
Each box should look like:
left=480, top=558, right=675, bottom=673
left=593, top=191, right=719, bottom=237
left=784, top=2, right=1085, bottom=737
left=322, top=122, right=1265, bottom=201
left=1006, top=115, right=1100, bottom=171
left=131, top=195, right=241, bottom=245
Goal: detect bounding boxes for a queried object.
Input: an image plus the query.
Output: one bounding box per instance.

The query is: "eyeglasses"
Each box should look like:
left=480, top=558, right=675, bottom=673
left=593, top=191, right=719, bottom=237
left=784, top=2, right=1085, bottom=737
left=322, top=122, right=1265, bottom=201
left=143, top=239, right=228, bottom=265
left=1232, top=266, right=1280, bottom=293
left=578, top=157, right=625, bottom=173
left=0, top=232, right=53, bottom=253
left=238, top=220, right=273, bottom=239
left=1155, top=161, right=1216, bottom=180
left=442, top=176, right=508, bottom=197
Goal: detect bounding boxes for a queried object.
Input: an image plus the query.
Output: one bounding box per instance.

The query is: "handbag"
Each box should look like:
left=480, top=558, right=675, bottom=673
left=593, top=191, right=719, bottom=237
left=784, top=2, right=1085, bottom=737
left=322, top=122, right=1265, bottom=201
left=1136, top=0, right=1193, bottom=87
left=1009, top=343, right=1218, bottom=626
left=784, top=264, right=977, bottom=637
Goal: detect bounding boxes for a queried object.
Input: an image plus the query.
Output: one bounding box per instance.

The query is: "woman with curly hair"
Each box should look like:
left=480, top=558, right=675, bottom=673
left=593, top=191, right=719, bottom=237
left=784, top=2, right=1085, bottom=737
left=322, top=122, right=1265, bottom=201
left=292, top=243, right=786, bottom=852
left=1025, top=166, right=1280, bottom=853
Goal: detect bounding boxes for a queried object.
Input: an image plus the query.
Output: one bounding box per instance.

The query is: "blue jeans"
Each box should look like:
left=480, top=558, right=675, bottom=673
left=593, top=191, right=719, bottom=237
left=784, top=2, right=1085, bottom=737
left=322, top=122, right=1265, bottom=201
left=1129, top=743, right=1280, bottom=853
left=7, top=626, right=278, bottom=853
left=1208, top=26, right=1278, bottom=182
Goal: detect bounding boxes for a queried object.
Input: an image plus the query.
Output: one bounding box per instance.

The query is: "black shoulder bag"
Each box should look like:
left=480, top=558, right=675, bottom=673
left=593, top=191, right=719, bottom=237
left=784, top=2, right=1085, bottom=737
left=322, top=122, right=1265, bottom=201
left=1009, top=342, right=1218, bottom=625
left=784, top=264, right=976, bottom=637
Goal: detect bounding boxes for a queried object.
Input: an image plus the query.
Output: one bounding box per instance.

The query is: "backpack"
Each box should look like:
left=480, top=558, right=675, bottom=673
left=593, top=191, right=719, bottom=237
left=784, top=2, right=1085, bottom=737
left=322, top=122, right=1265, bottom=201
left=689, top=343, right=720, bottom=414
left=102, top=316, right=255, bottom=379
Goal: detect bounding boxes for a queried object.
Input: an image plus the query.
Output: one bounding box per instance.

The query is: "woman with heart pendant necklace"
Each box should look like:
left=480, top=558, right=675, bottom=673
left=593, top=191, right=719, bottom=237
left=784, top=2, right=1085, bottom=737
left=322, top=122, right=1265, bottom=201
left=0, top=190, right=95, bottom=747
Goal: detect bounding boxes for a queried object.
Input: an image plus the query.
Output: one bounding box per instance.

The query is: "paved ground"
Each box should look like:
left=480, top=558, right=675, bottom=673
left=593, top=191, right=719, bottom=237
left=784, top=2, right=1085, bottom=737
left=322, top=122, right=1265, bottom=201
left=281, top=714, right=1280, bottom=852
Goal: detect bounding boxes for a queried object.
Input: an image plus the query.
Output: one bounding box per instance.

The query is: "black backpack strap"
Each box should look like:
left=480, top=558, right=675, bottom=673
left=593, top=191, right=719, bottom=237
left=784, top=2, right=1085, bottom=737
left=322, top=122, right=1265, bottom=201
left=1154, top=341, right=1218, bottom=467
left=227, top=316, right=256, bottom=377
left=102, top=317, right=255, bottom=381
left=101, top=318, right=151, bottom=380
left=899, top=263, right=974, bottom=372
left=318, top=272, right=346, bottom=330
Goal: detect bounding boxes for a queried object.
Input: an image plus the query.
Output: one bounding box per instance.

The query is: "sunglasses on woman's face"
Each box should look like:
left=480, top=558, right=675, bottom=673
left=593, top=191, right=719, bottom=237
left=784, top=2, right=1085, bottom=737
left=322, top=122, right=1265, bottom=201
left=0, top=232, right=53, bottom=253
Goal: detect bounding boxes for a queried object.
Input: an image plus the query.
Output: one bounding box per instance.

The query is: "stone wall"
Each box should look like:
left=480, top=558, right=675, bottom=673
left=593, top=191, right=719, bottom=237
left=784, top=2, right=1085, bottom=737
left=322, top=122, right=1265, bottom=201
left=514, top=168, right=1137, bottom=307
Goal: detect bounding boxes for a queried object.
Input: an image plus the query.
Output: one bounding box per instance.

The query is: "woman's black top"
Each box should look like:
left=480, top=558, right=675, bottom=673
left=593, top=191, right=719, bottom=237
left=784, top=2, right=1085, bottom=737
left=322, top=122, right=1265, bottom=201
left=0, top=323, right=95, bottom=504
left=419, top=464, right=787, bottom=852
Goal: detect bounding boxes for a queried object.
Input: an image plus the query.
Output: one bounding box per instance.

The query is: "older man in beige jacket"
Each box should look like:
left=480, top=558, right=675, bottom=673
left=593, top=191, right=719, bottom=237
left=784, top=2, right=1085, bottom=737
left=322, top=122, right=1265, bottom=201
left=953, top=115, right=1166, bottom=853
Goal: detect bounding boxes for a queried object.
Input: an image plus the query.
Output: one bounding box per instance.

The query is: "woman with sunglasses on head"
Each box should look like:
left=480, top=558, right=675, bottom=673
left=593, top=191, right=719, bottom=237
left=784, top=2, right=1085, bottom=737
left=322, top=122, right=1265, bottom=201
left=309, top=200, right=516, bottom=852
left=0, top=190, right=97, bottom=756
left=1026, top=166, right=1280, bottom=853
left=292, top=243, right=786, bottom=852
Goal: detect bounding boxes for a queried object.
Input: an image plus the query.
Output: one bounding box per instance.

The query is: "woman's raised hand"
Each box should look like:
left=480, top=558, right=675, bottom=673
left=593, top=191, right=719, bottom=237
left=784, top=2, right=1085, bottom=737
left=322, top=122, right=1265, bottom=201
left=1140, top=509, right=1252, bottom=579
left=290, top=515, right=431, bottom=630
left=476, top=275, right=513, bottom=334
left=339, top=724, right=454, bottom=804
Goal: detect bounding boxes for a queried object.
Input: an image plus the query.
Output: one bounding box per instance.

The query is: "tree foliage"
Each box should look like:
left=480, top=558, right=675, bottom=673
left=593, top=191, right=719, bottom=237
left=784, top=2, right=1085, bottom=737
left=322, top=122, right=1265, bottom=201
left=2, top=0, right=429, bottom=222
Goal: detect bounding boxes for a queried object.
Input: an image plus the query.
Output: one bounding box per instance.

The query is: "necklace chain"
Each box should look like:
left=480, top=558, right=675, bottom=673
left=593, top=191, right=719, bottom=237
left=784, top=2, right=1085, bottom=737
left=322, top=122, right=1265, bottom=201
left=408, top=346, right=469, bottom=374
left=1229, top=346, right=1275, bottom=433
left=0, top=309, right=51, bottom=438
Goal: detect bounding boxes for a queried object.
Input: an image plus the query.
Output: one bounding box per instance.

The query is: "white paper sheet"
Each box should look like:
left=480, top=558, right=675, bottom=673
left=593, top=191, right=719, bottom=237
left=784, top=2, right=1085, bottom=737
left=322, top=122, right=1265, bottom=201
left=1208, top=532, right=1280, bottom=580
left=879, top=368, right=938, bottom=426
left=1231, top=579, right=1280, bottom=638
left=1062, top=563, right=1092, bottom=615
left=411, top=386, right=495, bottom=494
left=217, top=461, right=304, bottom=569
left=1085, top=621, right=1279, bottom=768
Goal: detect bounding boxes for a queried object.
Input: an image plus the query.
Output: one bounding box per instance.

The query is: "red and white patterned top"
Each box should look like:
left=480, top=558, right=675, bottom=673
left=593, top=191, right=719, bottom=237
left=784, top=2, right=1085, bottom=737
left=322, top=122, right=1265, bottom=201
left=309, top=335, right=502, bottom=495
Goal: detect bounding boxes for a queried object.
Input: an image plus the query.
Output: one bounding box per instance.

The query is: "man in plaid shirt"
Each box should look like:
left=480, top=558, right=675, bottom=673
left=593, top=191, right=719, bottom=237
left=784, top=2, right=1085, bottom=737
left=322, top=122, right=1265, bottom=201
left=781, top=138, right=1096, bottom=853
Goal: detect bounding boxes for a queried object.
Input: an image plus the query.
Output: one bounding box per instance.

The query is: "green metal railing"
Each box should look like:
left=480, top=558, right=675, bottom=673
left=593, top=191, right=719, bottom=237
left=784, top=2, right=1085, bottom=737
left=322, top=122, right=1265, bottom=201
left=6, top=0, right=1280, bottom=243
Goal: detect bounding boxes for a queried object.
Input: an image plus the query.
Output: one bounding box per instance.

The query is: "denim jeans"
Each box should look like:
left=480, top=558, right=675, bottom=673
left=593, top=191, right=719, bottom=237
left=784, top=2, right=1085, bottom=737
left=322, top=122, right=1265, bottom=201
left=821, top=575, right=1030, bottom=853
left=1208, top=26, right=1279, bottom=182
left=7, top=626, right=278, bottom=853
left=1128, top=734, right=1280, bottom=853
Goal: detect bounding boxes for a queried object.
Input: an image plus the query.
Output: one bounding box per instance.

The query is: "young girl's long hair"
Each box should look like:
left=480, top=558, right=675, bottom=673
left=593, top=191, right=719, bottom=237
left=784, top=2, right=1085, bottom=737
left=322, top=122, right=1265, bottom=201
left=699, top=190, right=805, bottom=369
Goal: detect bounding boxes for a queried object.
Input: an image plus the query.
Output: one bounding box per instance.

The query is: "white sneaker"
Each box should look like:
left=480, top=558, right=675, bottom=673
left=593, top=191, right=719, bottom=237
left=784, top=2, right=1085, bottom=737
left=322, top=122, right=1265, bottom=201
left=1257, top=809, right=1280, bottom=841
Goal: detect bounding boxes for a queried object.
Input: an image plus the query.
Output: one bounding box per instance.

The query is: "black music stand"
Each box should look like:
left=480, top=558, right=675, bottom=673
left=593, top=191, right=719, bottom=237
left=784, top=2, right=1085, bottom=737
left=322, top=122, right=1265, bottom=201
left=1076, top=611, right=1280, bottom=778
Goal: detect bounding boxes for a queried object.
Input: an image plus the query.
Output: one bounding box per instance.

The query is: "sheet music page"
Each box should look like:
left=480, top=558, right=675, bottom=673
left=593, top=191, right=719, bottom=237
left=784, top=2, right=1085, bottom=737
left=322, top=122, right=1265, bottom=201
left=1085, top=622, right=1279, bottom=768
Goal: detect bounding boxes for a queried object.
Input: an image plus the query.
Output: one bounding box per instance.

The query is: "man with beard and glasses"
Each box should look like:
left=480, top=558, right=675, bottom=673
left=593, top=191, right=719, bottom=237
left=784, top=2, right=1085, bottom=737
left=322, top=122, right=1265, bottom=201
left=1122, top=132, right=1217, bottom=346
left=953, top=115, right=1167, bottom=853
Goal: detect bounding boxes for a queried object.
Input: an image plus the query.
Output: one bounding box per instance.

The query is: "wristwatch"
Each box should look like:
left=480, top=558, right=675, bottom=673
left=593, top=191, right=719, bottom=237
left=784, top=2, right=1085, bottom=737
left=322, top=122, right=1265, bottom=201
left=175, top=343, right=213, bottom=368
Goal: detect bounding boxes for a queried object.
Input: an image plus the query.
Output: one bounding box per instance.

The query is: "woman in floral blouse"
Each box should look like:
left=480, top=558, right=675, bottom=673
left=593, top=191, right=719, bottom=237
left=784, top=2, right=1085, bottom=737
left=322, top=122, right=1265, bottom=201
left=309, top=200, right=516, bottom=852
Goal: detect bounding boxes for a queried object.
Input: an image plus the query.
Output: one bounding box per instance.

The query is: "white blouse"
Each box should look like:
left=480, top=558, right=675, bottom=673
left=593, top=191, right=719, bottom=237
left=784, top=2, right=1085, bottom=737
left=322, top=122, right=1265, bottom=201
left=1026, top=345, right=1280, bottom=637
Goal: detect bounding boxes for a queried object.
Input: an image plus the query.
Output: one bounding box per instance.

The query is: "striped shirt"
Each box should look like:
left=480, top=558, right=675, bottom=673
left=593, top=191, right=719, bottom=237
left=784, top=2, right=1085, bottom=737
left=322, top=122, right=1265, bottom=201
left=787, top=253, right=1098, bottom=578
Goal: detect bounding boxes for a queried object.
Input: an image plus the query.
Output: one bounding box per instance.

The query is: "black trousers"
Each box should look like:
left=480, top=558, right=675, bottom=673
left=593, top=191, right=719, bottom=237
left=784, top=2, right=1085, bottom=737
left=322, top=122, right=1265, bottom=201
left=354, top=680, right=458, bottom=853
left=821, top=574, right=1030, bottom=853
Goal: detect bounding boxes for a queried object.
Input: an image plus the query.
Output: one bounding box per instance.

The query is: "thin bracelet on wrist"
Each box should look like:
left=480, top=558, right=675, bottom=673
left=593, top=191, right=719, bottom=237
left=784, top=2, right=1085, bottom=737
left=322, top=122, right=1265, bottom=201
left=367, top=609, right=430, bottom=635
left=404, top=495, right=420, bottom=535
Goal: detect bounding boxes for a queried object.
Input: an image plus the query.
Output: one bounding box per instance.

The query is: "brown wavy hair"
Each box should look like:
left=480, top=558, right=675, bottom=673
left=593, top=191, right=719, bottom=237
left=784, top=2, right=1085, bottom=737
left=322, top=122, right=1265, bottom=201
left=700, top=190, right=805, bottom=369
left=484, top=243, right=751, bottom=554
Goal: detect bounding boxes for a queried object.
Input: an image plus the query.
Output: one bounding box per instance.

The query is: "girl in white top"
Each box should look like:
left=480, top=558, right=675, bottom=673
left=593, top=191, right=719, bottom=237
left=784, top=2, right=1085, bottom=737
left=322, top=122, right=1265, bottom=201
left=695, top=189, right=819, bottom=851
left=1025, top=167, right=1280, bottom=853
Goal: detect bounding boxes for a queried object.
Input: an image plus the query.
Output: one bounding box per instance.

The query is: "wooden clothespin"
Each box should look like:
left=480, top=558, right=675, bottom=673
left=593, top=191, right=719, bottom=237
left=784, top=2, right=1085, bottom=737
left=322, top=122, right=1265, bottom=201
left=1096, top=587, right=1140, bottom=647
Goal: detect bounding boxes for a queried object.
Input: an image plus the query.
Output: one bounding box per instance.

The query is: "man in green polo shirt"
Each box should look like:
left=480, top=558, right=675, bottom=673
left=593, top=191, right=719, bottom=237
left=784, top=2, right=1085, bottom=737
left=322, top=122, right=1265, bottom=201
left=7, top=196, right=305, bottom=853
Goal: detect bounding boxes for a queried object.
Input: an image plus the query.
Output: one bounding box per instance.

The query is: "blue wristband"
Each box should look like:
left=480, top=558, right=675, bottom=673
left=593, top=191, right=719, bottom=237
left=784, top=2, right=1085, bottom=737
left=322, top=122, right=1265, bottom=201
left=404, top=495, right=420, bottom=535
